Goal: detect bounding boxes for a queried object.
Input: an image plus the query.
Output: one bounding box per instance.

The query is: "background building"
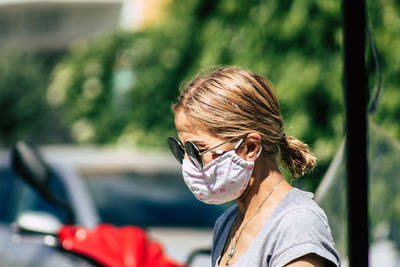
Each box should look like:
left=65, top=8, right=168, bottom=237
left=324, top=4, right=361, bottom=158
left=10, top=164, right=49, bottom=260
left=0, top=0, right=169, bottom=51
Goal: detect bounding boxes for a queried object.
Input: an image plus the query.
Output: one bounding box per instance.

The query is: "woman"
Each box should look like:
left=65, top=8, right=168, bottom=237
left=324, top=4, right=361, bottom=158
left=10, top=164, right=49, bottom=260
left=168, top=67, right=340, bottom=267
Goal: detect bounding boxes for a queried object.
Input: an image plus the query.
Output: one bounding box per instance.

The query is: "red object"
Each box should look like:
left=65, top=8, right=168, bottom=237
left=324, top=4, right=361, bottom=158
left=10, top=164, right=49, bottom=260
left=58, top=224, right=186, bottom=267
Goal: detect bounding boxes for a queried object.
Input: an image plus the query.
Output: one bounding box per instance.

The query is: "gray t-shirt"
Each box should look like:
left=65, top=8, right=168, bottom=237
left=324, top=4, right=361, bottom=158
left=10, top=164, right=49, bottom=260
left=212, top=188, right=340, bottom=267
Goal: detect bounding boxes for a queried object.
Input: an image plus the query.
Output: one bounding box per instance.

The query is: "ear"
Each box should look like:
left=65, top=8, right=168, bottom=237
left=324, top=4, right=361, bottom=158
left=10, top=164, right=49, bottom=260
left=240, top=132, right=262, bottom=162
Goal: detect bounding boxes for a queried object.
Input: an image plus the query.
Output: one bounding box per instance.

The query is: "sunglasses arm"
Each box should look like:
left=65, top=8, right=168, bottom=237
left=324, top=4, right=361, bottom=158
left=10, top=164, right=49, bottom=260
left=199, top=139, right=233, bottom=156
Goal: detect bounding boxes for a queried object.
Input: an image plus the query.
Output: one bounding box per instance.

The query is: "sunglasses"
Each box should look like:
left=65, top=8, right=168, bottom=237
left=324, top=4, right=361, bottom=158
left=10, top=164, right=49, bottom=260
left=168, top=135, right=246, bottom=170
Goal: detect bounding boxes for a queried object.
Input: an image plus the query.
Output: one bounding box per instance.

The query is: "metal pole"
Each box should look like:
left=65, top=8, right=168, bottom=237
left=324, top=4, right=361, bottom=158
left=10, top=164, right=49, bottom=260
left=343, top=0, right=369, bottom=266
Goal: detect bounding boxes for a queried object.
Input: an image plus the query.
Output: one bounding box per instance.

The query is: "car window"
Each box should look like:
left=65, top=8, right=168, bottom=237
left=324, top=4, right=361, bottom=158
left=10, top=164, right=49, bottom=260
left=316, top=121, right=400, bottom=264
left=8, top=169, right=71, bottom=224
left=84, top=171, right=231, bottom=228
left=0, top=167, right=18, bottom=222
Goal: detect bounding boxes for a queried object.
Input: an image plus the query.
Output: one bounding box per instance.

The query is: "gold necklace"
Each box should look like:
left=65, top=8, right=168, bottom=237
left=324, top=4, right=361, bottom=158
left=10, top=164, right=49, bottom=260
left=224, top=177, right=285, bottom=267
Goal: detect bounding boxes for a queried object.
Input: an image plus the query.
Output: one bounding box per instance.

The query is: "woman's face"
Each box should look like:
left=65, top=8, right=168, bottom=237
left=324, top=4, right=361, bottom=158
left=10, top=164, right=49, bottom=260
left=174, top=111, right=241, bottom=166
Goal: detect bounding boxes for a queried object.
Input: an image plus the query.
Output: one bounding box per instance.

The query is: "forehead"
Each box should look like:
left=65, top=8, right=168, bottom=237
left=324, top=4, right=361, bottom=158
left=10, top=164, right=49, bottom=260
left=174, top=111, right=216, bottom=142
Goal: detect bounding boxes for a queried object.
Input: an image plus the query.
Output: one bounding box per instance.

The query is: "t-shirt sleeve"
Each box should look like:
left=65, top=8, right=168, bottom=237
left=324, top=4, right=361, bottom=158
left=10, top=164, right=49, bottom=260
left=269, top=207, right=340, bottom=267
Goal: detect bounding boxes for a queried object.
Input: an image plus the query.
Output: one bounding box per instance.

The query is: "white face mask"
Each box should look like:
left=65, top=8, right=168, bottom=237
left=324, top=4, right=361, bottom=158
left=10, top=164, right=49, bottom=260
left=182, top=149, right=258, bottom=205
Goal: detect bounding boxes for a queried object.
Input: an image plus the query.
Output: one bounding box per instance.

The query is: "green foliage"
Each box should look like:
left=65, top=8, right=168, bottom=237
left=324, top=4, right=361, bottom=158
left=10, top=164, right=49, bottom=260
left=0, top=50, right=48, bottom=146
left=368, top=0, right=400, bottom=141
left=50, top=0, right=399, bottom=191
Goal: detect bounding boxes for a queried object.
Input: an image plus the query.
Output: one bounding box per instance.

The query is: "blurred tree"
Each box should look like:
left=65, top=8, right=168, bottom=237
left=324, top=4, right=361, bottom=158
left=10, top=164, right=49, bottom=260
left=0, top=50, right=46, bottom=146
left=49, top=0, right=399, bottom=191
left=0, top=49, right=71, bottom=146
left=368, top=0, right=400, bottom=142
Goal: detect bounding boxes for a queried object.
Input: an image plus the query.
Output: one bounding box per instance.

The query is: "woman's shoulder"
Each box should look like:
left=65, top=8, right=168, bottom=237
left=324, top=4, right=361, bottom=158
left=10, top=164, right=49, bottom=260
left=274, top=188, right=328, bottom=223
left=266, top=188, right=340, bottom=266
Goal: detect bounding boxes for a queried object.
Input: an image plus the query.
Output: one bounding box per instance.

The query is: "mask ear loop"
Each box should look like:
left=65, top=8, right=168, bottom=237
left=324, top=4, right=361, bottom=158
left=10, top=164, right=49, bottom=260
left=256, top=145, right=263, bottom=158
left=234, top=137, right=263, bottom=159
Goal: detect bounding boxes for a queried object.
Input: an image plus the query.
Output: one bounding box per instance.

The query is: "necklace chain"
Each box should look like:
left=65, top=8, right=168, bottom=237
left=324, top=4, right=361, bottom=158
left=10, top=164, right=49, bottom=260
left=224, top=177, right=285, bottom=267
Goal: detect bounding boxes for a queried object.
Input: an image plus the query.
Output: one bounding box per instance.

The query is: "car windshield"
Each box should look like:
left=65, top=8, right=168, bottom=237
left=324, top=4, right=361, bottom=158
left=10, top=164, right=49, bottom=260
left=315, top=120, right=400, bottom=264
left=83, top=170, right=230, bottom=228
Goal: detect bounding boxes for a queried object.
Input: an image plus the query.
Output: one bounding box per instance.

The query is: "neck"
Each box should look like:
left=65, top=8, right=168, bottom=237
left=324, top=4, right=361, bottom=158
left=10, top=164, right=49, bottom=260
left=236, top=156, right=288, bottom=218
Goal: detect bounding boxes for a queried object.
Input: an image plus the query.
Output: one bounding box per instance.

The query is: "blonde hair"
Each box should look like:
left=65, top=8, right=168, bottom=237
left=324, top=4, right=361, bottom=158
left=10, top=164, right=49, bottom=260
left=172, top=67, right=316, bottom=178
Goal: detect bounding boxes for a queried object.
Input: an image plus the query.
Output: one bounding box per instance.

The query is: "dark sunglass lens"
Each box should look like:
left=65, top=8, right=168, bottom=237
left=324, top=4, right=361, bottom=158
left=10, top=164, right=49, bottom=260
left=185, top=142, right=203, bottom=169
left=168, top=137, right=184, bottom=163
